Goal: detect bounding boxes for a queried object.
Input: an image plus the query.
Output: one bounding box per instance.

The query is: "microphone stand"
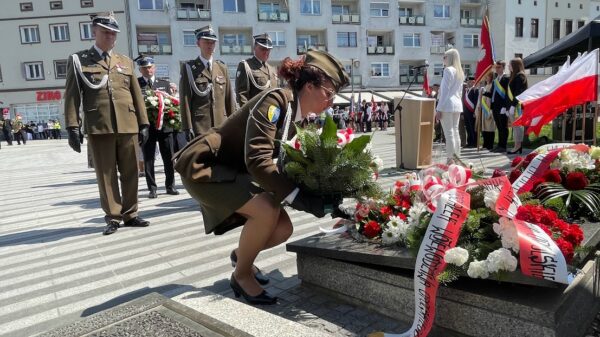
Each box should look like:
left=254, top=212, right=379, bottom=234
left=395, top=67, right=424, bottom=169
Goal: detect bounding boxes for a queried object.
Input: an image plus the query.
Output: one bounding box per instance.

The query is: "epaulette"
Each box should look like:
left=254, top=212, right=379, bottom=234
left=215, top=60, right=225, bottom=64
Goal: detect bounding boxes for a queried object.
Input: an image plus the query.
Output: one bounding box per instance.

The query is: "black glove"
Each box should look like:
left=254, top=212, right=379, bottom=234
left=67, top=127, right=81, bottom=153
left=139, top=125, right=149, bottom=147
left=290, top=190, right=326, bottom=218
left=185, top=129, right=194, bottom=142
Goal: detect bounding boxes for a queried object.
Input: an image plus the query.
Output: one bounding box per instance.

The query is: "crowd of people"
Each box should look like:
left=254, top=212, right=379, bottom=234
left=309, top=100, right=390, bottom=133
left=0, top=108, right=63, bottom=147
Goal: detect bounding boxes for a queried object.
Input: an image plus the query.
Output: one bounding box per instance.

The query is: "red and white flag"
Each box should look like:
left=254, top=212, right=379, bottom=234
left=422, top=68, right=431, bottom=96
left=473, top=13, right=495, bottom=86
left=513, top=48, right=599, bottom=135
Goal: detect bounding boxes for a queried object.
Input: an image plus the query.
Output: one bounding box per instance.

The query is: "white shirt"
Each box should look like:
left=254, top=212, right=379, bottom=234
left=436, top=66, right=463, bottom=113
left=93, top=44, right=112, bottom=58
left=144, top=76, right=156, bottom=86
left=285, top=102, right=304, bottom=204
left=199, top=54, right=213, bottom=70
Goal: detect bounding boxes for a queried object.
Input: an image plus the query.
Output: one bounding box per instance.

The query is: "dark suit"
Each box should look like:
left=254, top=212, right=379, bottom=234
left=64, top=47, right=148, bottom=223
left=485, top=74, right=509, bottom=149
left=462, top=87, right=479, bottom=147
left=139, top=77, right=177, bottom=193
left=1, top=118, right=13, bottom=145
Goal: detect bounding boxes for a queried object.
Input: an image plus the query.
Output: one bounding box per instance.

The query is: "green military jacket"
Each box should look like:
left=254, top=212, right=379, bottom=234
left=12, top=120, right=23, bottom=133
left=179, top=57, right=235, bottom=137
left=63, top=47, right=148, bottom=134
left=235, top=56, right=278, bottom=107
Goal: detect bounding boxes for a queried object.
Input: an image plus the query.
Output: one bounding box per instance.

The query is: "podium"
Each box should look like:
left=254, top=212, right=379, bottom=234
left=394, top=96, right=436, bottom=169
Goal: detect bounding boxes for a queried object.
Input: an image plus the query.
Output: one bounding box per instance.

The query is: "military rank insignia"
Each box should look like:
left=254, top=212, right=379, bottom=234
left=267, top=105, right=280, bottom=123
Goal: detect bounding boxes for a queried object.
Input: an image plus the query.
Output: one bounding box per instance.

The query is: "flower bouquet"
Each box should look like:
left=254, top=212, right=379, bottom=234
left=144, top=89, right=182, bottom=131
left=282, top=115, right=382, bottom=212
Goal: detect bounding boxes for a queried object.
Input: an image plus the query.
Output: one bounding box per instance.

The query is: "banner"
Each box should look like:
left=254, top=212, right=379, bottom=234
left=473, top=14, right=495, bottom=86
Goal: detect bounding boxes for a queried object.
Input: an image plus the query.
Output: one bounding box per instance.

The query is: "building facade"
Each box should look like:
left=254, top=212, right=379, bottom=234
left=0, top=0, right=129, bottom=125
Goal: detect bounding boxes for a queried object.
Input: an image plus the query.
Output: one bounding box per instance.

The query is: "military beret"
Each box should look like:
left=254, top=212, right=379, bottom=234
left=90, top=12, right=120, bottom=33
left=134, top=54, right=154, bottom=67
left=304, top=49, right=349, bottom=90
left=195, top=25, right=217, bottom=41
left=253, top=33, right=273, bottom=49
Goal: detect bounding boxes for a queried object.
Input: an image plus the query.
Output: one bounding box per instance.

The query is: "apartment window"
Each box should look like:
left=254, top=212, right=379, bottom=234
left=24, top=62, right=44, bottom=80
left=20, top=2, right=33, bottom=11
left=54, top=60, right=67, bottom=79
left=259, top=2, right=280, bottom=15
left=297, top=34, right=319, bottom=49
left=80, top=0, right=93, bottom=7
left=371, top=62, right=389, bottom=77
left=460, top=9, right=472, bottom=19
left=531, top=18, right=539, bottom=38
left=518, top=0, right=521, bottom=4
left=266, top=31, right=285, bottom=46
left=300, top=0, right=320, bottom=15
left=567, top=3, right=571, bottom=8
left=534, top=1, right=537, bottom=5
left=555, top=2, right=558, bottom=7
left=463, top=64, right=471, bottom=76
left=433, top=63, right=443, bottom=76
left=515, top=17, right=523, bottom=37
left=370, top=2, right=390, bottom=17
left=20, top=25, right=40, bottom=44
left=530, top=68, right=538, bottom=75
left=403, top=33, right=421, bottom=47
left=565, top=20, right=573, bottom=35
left=139, top=0, right=164, bottom=10
left=183, top=30, right=196, bottom=46
left=580, top=4, right=583, bottom=9
left=50, top=23, right=70, bottom=42
left=515, top=53, right=523, bottom=59
left=50, top=1, right=62, bottom=9
left=553, top=19, right=560, bottom=42
left=223, top=33, right=247, bottom=46
left=578, top=20, right=585, bottom=29
left=80, top=22, right=93, bottom=40
left=0, top=66, right=2, bottom=82
left=224, top=0, right=245, bottom=12
left=337, top=32, right=357, bottom=47
left=398, top=7, right=413, bottom=17
left=433, top=5, right=450, bottom=18
left=332, top=4, right=350, bottom=15
left=463, top=34, right=479, bottom=48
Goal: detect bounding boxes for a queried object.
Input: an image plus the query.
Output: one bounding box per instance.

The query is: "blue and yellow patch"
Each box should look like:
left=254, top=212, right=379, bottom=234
left=267, top=105, right=280, bottom=123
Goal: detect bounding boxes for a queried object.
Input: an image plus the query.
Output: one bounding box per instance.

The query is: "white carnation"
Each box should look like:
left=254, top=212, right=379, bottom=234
left=381, top=228, right=401, bottom=245
left=486, top=248, right=518, bottom=273
left=163, top=98, right=171, bottom=105
left=444, top=247, right=469, bottom=266
left=169, top=119, right=175, bottom=124
left=408, top=202, right=427, bottom=228
left=467, top=260, right=489, bottom=279
left=484, top=189, right=500, bottom=209
left=493, top=217, right=520, bottom=253
left=150, top=100, right=158, bottom=107
left=372, top=156, right=384, bottom=170
left=387, top=216, right=410, bottom=238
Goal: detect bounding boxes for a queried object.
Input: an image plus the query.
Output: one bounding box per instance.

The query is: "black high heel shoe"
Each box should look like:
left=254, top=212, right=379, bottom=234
left=507, top=147, right=523, bottom=154
left=230, top=250, right=270, bottom=285
left=230, top=273, right=277, bottom=305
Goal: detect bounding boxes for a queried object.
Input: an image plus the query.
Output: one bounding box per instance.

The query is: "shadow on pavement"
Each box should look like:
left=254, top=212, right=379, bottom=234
left=0, top=227, right=100, bottom=247
left=52, top=198, right=100, bottom=209
left=33, top=178, right=98, bottom=188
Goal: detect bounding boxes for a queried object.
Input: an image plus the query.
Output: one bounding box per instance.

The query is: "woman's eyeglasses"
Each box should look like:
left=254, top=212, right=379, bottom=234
left=320, top=85, right=337, bottom=100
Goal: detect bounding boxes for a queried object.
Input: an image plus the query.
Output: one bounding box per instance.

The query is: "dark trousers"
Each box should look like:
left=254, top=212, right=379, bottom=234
left=143, top=129, right=175, bottom=192
left=493, top=111, right=508, bottom=149
left=173, top=131, right=188, bottom=153
left=482, top=131, right=495, bottom=150
left=464, top=111, right=476, bottom=146
left=13, top=131, right=26, bottom=145
left=2, top=130, right=12, bottom=145
left=365, top=121, right=372, bottom=132
left=88, top=134, right=139, bottom=222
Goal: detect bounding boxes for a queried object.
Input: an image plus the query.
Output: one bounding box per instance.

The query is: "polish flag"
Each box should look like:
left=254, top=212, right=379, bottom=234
left=473, top=13, right=495, bottom=86
left=422, top=68, right=431, bottom=96
left=513, top=48, right=599, bottom=135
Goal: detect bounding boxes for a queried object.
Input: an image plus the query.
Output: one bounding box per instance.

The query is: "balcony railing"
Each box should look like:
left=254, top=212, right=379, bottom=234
left=430, top=45, right=450, bottom=54
left=399, top=15, right=425, bottom=25
left=400, top=74, right=424, bottom=84
left=176, top=8, right=211, bottom=20
left=367, top=45, right=394, bottom=55
left=297, top=44, right=327, bottom=54
left=332, top=14, right=360, bottom=24
left=220, top=45, right=252, bottom=55
left=257, top=11, right=289, bottom=22
left=138, top=44, right=172, bottom=55
left=460, top=16, right=482, bottom=27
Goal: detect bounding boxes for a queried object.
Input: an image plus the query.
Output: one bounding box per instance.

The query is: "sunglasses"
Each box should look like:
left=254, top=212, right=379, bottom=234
left=320, top=85, right=337, bottom=100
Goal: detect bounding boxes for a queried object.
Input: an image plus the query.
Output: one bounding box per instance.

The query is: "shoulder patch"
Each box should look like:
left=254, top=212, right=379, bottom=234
left=267, top=105, right=280, bottom=123
left=236, top=70, right=241, bottom=78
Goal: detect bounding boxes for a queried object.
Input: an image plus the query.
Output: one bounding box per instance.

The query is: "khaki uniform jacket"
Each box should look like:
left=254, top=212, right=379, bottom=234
left=12, top=120, right=23, bottom=133
left=63, top=47, right=148, bottom=134
left=235, top=56, right=278, bottom=106
left=179, top=58, right=235, bottom=136
left=174, top=88, right=298, bottom=203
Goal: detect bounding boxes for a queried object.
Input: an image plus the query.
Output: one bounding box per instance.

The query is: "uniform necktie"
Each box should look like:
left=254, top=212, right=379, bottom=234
left=148, top=78, right=153, bottom=87
left=102, top=51, right=110, bottom=65
left=206, top=62, right=211, bottom=73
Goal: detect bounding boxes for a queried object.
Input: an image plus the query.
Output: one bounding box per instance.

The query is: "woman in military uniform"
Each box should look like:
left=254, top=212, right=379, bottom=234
left=174, top=50, right=348, bottom=305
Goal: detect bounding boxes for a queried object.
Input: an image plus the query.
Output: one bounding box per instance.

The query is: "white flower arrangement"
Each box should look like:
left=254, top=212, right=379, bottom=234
left=444, top=247, right=469, bottom=266
left=467, top=260, right=489, bottom=279
left=485, top=248, right=518, bottom=273
left=407, top=202, right=427, bottom=228
left=493, top=217, right=520, bottom=253
left=484, top=189, right=500, bottom=209
left=387, top=216, right=410, bottom=238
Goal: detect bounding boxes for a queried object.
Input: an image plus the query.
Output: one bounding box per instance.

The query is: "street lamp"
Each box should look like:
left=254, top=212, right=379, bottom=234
left=350, top=59, right=360, bottom=113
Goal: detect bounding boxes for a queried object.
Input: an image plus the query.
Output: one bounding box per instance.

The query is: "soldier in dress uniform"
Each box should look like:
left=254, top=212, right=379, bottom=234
left=0, top=109, right=12, bottom=146
left=12, top=114, right=26, bottom=145
left=135, top=55, right=179, bottom=198
left=179, top=25, right=235, bottom=140
left=235, top=33, right=278, bottom=106
left=174, top=50, right=349, bottom=305
left=63, top=12, right=151, bottom=235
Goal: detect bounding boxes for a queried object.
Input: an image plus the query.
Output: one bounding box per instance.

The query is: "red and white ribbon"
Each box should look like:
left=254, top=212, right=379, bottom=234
left=421, top=164, right=472, bottom=212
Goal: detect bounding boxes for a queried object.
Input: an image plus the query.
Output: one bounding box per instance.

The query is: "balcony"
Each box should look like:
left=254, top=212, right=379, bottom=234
left=220, top=45, right=252, bottom=55
left=332, top=14, right=360, bottom=24
left=430, top=45, right=450, bottom=54
left=400, top=74, right=424, bottom=84
left=460, top=16, right=482, bottom=27
left=460, top=0, right=482, bottom=5
left=138, top=44, right=172, bottom=55
left=367, top=45, right=394, bottom=55
left=399, top=15, right=425, bottom=25
left=137, top=30, right=172, bottom=55
left=258, top=11, right=289, bottom=22
left=176, top=8, right=211, bottom=20
left=297, top=44, right=327, bottom=54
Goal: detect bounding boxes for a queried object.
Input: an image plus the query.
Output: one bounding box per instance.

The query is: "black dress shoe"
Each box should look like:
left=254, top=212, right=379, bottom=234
left=166, top=188, right=179, bottom=195
left=103, top=221, right=120, bottom=235
left=230, top=273, right=277, bottom=305
left=230, top=250, right=270, bottom=285
left=492, top=147, right=506, bottom=153
left=148, top=190, right=157, bottom=198
left=124, top=217, right=150, bottom=227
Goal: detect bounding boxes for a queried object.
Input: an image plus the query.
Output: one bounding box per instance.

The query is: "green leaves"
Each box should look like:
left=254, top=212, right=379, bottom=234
left=538, top=182, right=600, bottom=217
left=320, top=115, right=337, bottom=142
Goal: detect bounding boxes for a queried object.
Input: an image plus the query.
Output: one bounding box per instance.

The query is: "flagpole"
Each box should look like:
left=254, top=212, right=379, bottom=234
left=595, top=48, right=599, bottom=145
left=583, top=102, right=587, bottom=144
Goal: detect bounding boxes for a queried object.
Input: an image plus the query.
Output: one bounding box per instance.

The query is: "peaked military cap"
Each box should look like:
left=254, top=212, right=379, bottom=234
left=304, top=49, right=349, bottom=90
left=253, top=33, right=273, bottom=49
left=195, top=25, right=217, bottom=41
left=90, top=12, right=120, bottom=33
left=134, top=54, right=154, bottom=67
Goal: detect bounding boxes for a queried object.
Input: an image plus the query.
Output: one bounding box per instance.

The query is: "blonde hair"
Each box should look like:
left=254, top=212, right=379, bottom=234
left=444, top=48, right=464, bottom=83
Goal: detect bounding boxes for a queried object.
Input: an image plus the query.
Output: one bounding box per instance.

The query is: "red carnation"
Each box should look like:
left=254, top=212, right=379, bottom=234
left=532, top=178, right=546, bottom=191
left=542, top=169, right=562, bottom=184
left=509, top=169, right=522, bottom=183
left=525, top=152, right=538, bottom=162
left=556, top=238, right=575, bottom=263
left=564, top=225, right=584, bottom=246
left=171, top=98, right=180, bottom=105
left=564, top=172, right=589, bottom=190
left=511, top=156, right=524, bottom=167
left=397, top=212, right=407, bottom=220
left=168, top=110, right=175, bottom=118
left=380, top=206, right=393, bottom=219
left=363, top=220, right=382, bottom=238
left=492, top=169, right=506, bottom=178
